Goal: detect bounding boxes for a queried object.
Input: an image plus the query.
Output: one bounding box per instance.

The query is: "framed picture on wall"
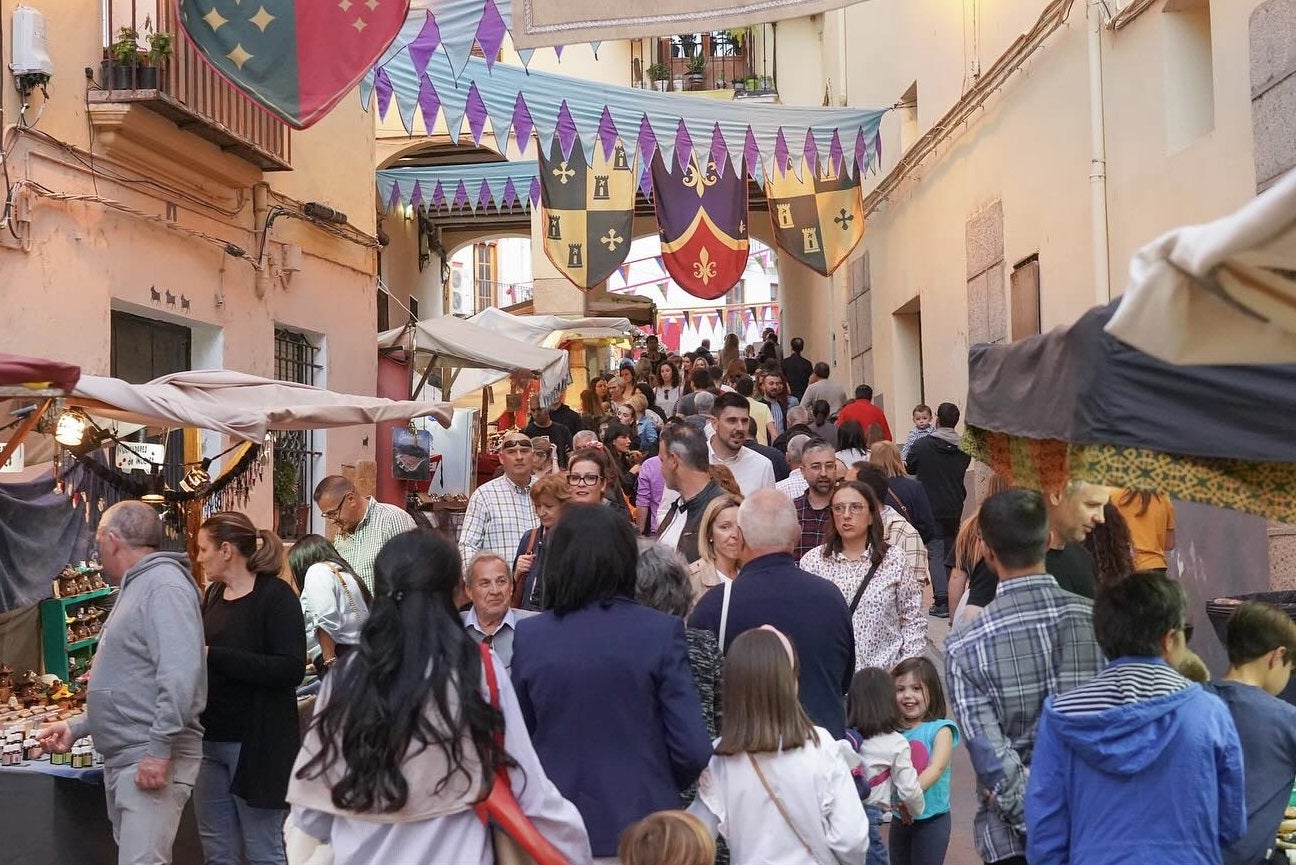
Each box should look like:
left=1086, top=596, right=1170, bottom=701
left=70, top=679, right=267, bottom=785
left=393, top=427, right=434, bottom=481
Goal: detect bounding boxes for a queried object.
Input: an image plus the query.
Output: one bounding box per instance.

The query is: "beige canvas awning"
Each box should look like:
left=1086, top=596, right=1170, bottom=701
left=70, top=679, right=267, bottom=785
left=70, top=370, right=453, bottom=443
left=1105, top=167, right=1296, bottom=365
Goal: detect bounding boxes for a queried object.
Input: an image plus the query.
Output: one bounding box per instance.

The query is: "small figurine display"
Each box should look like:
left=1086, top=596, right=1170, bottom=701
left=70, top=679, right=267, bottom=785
left=0, top=665, right=13, bottom=704
left=51, top=561, right=106, bottom=600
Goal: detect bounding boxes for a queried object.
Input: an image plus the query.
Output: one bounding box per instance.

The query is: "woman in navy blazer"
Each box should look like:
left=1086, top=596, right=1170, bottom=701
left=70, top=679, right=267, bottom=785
left=511, top=505, right=713, bottom=859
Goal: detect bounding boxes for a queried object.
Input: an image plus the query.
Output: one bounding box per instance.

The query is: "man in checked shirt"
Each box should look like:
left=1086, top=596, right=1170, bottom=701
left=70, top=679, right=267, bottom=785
left=945, top=488, right=1104, bottom=865
left=458, top=430, right=538, bottom=570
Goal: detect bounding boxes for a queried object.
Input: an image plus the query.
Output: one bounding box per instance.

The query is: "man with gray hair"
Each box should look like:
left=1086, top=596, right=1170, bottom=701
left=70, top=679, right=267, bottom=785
left=655, top=421, right=724, bottom=563
left=774, top=433, right=812, bottom=500
left=39, top=501, right=205, bottom=865
left=460, top=553, right=537, bottom=671
left=572, top=429, right=599, bottom=449
left=688, top=488, right=855, bottom=737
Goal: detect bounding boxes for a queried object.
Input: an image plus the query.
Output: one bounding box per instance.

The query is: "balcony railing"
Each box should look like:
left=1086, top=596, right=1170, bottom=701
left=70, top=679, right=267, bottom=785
left=94, top=0, right=290, bottom=170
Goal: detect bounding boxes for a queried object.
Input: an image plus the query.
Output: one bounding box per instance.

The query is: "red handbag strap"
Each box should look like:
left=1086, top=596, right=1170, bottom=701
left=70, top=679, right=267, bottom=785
left=479, top=642, right=504, bottom=747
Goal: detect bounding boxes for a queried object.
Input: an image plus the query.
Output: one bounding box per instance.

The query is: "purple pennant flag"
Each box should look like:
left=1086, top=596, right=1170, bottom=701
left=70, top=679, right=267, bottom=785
left=502, top=177, right=518, bottom=209
left=773, top=129, right=789, bottom=176
left=408, top=12, right=442, bottom=79
left=637, top=116, right=658, bottom=166
left=511, top=93, right=534, bottom=150
left=709, top=124, right=729, bottom=177
left=387, top=181, right=401, bottom=212
left=673, top=120, right=693, bottom=173
left=597, top=107, right=619, bottom=162
left=828, top=130, right=845, bottom=178
left=432, top=181, right=445, bottom=208
left=639, top=162, right=654, bottom=199
left=802, top=129, right=818, bottom=174
left=853, top=129, right=868, bottom=176
left=374, top=68, right=394, bottom=120
left=410, top=181, right=424, bottom=208
left=555, top=102, right=578, bottom=161
left=453, top=181, right=469, bottom=211
left=465, top=82, right=489, bottom=145
left=417, top=78, right=441, bottom=134
left=554, top=44, right=564, bottom=60
left=743, top=128, right=760, bottom=176
left=528, top=177, right=541, bottom=207
left=476, top=0, right=508, bottom=70
left=476, top=179, right=492, bottom=211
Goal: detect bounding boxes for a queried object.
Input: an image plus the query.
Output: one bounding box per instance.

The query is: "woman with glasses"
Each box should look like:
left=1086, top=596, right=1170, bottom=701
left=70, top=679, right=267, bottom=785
left=799, top=481, right=926, bottom=672
left=514, top=473, right=572, bottom=611
left=512, top=506, right=713, bottom=862
left=566, top=447, right=634, bottom=522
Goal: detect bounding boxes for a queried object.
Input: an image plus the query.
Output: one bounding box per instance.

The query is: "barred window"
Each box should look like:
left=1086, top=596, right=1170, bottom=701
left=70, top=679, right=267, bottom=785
left=273, top=329, right=322, bottom=540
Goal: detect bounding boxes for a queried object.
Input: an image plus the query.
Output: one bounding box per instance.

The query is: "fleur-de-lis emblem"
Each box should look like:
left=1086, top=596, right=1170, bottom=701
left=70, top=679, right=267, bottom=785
left=552, top=162, right=576, bottom=184
left=692, top=246, right=718, bottom=285
left=681, top=157, right=719, bottom=199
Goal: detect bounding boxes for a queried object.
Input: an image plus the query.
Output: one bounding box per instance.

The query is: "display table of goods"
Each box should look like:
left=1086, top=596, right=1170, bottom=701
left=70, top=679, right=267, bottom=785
left=40, top=562, right=114, bottom=682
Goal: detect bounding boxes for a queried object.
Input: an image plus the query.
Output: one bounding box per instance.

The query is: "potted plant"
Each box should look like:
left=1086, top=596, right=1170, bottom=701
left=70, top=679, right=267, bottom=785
left=106, top=27, right=140, bottom=90
left=273, top=460, right=300, bottom=538
left=647, top=62, right=671, bottom=92
left=685, top=54, right=707, bottom=90
left=139, top=30, right=173, bottom=90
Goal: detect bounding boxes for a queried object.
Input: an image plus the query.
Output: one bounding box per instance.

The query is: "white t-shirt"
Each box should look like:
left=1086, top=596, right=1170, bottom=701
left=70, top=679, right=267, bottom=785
left=708, top=440, right=775, bottom=496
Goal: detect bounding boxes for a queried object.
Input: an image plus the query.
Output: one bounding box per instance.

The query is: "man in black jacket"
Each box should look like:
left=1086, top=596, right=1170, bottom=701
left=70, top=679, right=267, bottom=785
left=906, top=402, right=972, bottom=617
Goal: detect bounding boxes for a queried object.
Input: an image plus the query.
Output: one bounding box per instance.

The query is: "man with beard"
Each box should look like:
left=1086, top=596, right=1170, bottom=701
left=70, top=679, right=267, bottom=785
left=458, top=430, right=538, bottom=568
left=709, top=392, right=775, bottom=496
left=792, top=439, right=839, bottom=559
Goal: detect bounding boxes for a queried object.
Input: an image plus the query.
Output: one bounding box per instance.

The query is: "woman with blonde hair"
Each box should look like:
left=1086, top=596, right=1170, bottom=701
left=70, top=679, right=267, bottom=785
left=868, top=441, right=937, bottom=543
left=618, top=811, right=715, bottom=865
left=514, top=472, right=573, bottom=610
left=689, top=494, right=744, bottom=607
left=195, top=511, right=307, bottom=865
left=687, top=627, right=869, bottom=864
left=718, top=333, right=742, bottom=370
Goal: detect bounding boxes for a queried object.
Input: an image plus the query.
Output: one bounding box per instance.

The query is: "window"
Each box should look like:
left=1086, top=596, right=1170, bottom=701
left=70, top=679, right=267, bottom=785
left=474, top=242, right=496, bottom=312
left=1163, top=0, right=1215, bottom=151
left=848, top=252, right=873, bottom=388
left=409, top=295, right=420, bottom=320
left=273, top=329, right=322, bottom=541
left=966, top=201, right=1007, bottom=345
left=1010, top=254, right=1041, bottom=341
left=727, top=279, right=746, bottom=306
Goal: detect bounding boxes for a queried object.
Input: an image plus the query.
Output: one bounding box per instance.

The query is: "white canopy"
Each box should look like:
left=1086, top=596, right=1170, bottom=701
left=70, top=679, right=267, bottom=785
left=71, top=370, right=454, bottom=443
left=1105, top=168, right=1296, bottom=365
left=377, top=314, right=572, bottom=405
left=448, top=309, right=636, bottom=403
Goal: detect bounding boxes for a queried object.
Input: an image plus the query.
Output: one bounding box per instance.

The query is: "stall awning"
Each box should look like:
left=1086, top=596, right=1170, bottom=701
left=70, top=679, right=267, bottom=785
left=0, top=353, right=80, bottom=394
left=378, top=314, right=571, bottom=405
left=71, top=370, right=454, bottom=443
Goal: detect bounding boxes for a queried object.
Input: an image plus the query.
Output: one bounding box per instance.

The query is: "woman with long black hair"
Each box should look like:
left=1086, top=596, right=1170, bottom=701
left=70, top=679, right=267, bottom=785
left=287, top=534, right=371, bottom=677
left=287, top=530, right=591, bottom=865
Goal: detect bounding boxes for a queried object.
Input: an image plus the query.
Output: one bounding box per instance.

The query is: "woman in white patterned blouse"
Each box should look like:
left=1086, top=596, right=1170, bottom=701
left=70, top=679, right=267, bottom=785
left=798, top=481, right=928, bottom=671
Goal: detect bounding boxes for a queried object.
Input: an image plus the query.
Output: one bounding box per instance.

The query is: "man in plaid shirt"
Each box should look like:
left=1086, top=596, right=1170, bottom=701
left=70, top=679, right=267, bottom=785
left=946, top=489, right=1105, bottom=865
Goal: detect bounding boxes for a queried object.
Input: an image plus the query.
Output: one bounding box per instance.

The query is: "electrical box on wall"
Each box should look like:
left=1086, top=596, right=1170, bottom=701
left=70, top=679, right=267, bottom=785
left=10, top=6, right=53, bottom=90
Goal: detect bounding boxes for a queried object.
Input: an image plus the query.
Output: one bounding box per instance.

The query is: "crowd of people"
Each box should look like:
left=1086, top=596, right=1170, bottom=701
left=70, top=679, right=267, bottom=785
left=35, top=330, right=1296, bottom=865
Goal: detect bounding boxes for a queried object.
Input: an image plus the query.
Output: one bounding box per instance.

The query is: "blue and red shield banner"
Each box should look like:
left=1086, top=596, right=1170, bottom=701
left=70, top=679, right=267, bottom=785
left=651, top=154, right=749, bottom=301
left=179, top=0, right=409, bottom=129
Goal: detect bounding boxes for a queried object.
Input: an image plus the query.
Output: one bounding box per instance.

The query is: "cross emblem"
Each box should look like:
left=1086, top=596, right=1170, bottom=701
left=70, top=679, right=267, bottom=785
left=601, top=229, right=625, bottom=252
left=552, top=162, right=576, bottom=185
left=834, top=208, right=854, bottom=230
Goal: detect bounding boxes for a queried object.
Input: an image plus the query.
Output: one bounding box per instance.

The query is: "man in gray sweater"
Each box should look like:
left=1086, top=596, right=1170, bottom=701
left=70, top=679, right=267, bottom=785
left=39, top=501, right=206, bottom=865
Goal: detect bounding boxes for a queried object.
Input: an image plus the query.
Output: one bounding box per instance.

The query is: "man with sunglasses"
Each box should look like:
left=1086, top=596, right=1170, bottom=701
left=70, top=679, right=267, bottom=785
left=313, top=475, right=416, bottom=594
left=458, top=430, right=539, bottom=571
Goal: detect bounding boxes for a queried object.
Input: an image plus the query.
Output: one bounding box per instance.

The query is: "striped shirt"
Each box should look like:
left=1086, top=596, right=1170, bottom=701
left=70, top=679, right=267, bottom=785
left=458, top=474, right=537, bottom=569
left=332, top=498, right=416, bottom=594
left=1051, top=661, right=1189, bottom=714
left=945, top=574, right=1105, bottom=864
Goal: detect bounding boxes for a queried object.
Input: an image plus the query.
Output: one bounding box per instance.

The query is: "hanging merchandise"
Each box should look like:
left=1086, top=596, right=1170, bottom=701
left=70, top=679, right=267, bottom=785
left=178, top=0, right=410, bottom=129
left=651, top=153, right=750, bottom=300
left=765, top=157, right=865, bottom=277
left=538, top=136, right=637, bottom=290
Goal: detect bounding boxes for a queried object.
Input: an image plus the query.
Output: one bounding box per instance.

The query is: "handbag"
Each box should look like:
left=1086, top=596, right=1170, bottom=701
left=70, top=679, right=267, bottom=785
left=747, top=753, right=827, bottom=865
left=474, top=643, right=570, bottom=865
left=512, top=529, right=540, bottom=608
left=313, top=565, right=361, bottom=677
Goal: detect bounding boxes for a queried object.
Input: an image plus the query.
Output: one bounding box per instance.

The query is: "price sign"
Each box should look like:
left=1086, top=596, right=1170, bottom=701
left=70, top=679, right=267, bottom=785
left=115, top=442, right=166, bottom=473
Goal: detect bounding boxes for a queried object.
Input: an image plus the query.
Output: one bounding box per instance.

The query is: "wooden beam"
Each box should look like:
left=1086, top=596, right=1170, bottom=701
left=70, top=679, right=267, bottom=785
left=0, top=399, right=52, bottom=472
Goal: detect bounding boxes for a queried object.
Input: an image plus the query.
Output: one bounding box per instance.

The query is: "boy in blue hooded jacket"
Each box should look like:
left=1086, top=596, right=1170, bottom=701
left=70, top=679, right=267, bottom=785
left=1026, top=571, right=1246, bottom=865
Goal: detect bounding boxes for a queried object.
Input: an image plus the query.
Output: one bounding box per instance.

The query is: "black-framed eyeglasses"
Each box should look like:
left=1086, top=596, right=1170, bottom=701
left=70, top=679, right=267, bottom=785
left=568, top=473, right=603, bottom=486
left=321, top=491, right=353, bottom=522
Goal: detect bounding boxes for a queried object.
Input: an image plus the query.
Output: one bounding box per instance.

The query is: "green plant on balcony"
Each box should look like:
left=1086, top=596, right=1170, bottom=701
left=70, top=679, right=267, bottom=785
left=685, top=53, right=707, bottom=90
left=647, top=62, right=671, bottom=92
left=106, top=27, right=140, bottom=90
left=137, top=31, right=173, bottom=90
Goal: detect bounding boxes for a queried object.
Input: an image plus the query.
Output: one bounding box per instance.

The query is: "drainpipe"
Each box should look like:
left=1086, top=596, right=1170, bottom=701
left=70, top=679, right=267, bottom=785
left=253, top=182, right=271, bottom=300
left=1086, top=0, right=1111, bottom=304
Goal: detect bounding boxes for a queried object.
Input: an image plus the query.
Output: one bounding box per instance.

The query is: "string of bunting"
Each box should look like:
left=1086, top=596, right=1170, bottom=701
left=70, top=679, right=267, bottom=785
left=55, top=442, right=268, bottom=514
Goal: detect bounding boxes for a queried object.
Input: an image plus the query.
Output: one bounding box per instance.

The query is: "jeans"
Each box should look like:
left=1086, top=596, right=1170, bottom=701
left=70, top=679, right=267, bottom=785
left=104, top=763, right=195, bottom=865
left=889, top=810, right=951, bottom=865
left=865, top=805, right=890, bottom=865
left=927, top=538, right=948, bottom=605
left=193, top=741, right=287, bottom=865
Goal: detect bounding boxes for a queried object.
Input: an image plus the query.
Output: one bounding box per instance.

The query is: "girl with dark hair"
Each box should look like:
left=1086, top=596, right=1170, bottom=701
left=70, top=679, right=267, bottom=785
left=800, top=482, right=927, bottom=672
left=287, top=530, right=591, bottom=865
left=567, top=447, right=634, bottom=521
left=836, top=419, right=870, bottom=465
left=194, top=512, right=307, bottom=865
left=601, top=423, right=640, bottom=501
left=512, top=506, right=713, bottom=860
left=890, top=657, right=959, bottom=865
left=1082, top=502, right=1136, bottom=586
left=655, top=361, right=682, bottom=417
left=687, top=627, right=868, bottom=864
left=288, top=534, right=371, bottom=676
left=1111, top=487, right=1176, bottom=572
left=845, top=668, right=926, bottom=865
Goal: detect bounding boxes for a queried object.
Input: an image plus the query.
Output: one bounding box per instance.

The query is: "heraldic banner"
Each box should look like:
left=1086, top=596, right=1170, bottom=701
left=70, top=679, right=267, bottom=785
left=179, top=0, right=409, bottom=129
left=765, top=158, right=865, bottom=277
left=539, top=137, right=637, bottom=290
left=651, top=154, right=750, bottom=301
